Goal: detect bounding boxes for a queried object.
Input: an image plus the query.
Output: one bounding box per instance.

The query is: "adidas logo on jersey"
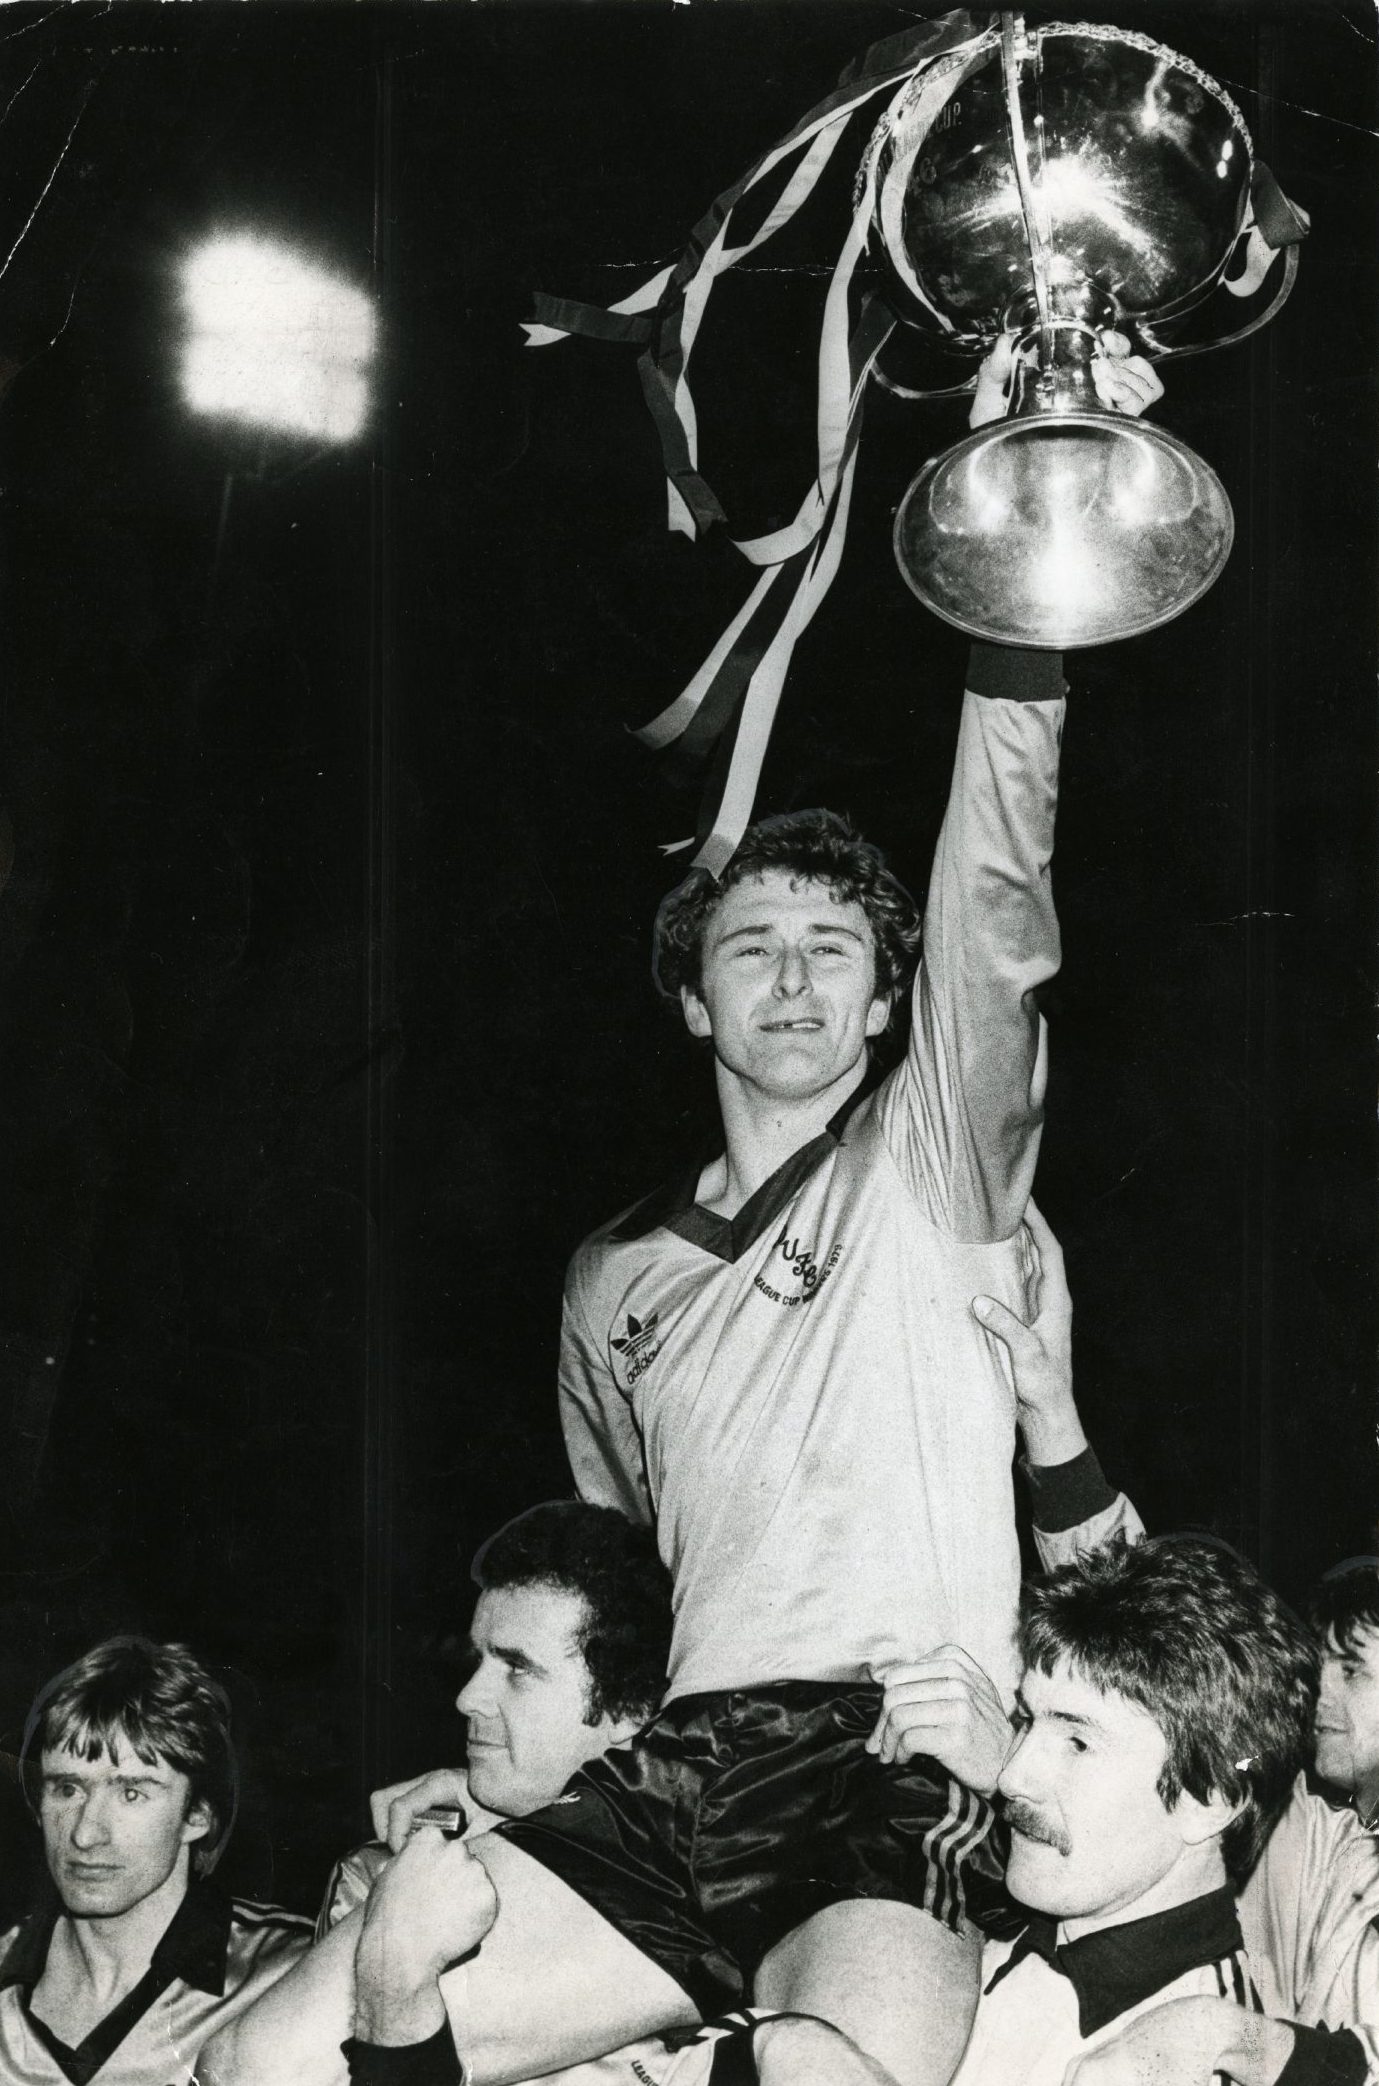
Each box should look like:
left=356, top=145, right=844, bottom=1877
left=611, top=1311, right=663, bottom=1384
left=612, top=1311, right=659, bottom=1357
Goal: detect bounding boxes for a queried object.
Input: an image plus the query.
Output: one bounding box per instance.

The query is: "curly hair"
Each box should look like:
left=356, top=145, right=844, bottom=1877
left=472, top=1502, right=671, bottom=1726
left=23, top=1637, right=238, bottom=1877
left=652, top=810, right=922, bottom=1023
left=1019, top=1537, right=1317, bottom=1886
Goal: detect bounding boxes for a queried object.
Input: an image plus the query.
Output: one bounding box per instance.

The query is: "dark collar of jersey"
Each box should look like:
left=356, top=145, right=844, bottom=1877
left=983, top=1886, right=1242, bottom=2038
left=608, top=1068, right=879, bottom=1264
left=0, top=1880, right=233, bottom=2085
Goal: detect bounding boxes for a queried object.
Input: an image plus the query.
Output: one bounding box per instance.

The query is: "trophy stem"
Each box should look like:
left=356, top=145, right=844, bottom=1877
left=999, top=14, right=1055, bottom=337
left=1002, top=282, right=1123, bottom=418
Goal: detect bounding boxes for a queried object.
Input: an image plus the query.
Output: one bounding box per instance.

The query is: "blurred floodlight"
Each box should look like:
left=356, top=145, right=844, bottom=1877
left=180, top=234, right=376, bottom=443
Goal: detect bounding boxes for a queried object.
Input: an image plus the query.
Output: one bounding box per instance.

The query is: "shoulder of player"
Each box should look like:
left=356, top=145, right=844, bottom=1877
left=844, top=1065, right=900, bottom=1127
left=317, top=1778, right=488, bottom=1935
left=0, top=1902, right=59, bottom=1995
left=1263, top=1774, right=1369, bottom=1864
left=830, top=1058, right=906, bottom=1161
left=569, top=1173, right=697, bottom=1268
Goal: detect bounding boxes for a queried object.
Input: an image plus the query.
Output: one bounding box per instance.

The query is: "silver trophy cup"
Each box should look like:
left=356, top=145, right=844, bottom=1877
left=883, top=15, right=1260, bottom=647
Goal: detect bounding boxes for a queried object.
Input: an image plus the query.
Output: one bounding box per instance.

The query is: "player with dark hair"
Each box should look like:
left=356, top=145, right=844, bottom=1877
left=982, top=1540, right=1375, bottom=2086
left=0, top=1636, right=309, bottom=2086
left=651, top=809, right=923, bottom=1033
left=207, top=338, right=1158, bottom=2086
left=321, top=1501, right=673, bottom=1928
left=309, top=1504, right=791, bottom=2086
left=908, top=1256, right=1379, bottom=2086
left=817, top=1539, right=1345, bottom=2086
left=1221, top=1557, right=1379, bottom=2080
left=23, top=1634, right=241, bottom=1881
left=1310, top=1560, right=1379, bottom=1827
left=1016, top=1537, right=1315, bottom=1887
left=471, top=1499, right=673, bottom=1728
left=865, top=1538, right=1320, bottom=2086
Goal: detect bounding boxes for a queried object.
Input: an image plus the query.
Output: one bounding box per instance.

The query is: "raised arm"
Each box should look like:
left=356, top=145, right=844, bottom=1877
left=879, top=335, right=1162, bottom=1244
left=875, top=627, right=1065, bottom=1241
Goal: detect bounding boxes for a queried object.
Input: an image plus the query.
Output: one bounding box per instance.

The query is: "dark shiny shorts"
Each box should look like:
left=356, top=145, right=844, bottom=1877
left=495, top=1680, right=1005, bottom=2016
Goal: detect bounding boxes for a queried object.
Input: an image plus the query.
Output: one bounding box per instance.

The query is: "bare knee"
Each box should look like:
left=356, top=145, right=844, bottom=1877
left=755, top=1905, right=980, bottom=2086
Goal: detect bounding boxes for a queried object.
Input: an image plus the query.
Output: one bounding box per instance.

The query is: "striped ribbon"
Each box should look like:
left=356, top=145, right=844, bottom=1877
left=525, top=10, right=986, bottom=873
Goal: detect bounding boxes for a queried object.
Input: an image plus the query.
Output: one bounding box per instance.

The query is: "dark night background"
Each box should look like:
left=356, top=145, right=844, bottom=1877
left=0, top=0, right=1373, bottom=1917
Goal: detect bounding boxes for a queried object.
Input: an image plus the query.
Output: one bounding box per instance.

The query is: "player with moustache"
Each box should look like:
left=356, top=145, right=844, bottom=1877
left=865, top=1254, right=1379, bottom=2086
left=770, top=1539, right=1334, bottom=2086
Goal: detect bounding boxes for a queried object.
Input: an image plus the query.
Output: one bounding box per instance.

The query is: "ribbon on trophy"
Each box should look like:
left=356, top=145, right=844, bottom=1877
left=523, top=10, right=990, bottom=878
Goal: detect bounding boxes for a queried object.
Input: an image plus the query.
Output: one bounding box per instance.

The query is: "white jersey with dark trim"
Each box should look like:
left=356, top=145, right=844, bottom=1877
left=1241, top=1777, right=1379, bottom=2036
left=0, top=1887, right=310, bottom=2086
left=562, top=681, right=1064, bottom=1704
left=1036, top=1496, right=1379, bottom=2057
left=954, top=1892, right=1265, bottom=2086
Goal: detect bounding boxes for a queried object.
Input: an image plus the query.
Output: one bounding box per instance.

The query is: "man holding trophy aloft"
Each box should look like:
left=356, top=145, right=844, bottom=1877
left=204, top=14, right=1309, bottom=2086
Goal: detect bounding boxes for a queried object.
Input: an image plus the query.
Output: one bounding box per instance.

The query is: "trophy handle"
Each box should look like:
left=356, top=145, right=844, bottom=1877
left=872, top=364, right=978, bottom=404
left=871, top=239, right=1298, bottom=403
left=1138, top=243, right=1301, bottom=365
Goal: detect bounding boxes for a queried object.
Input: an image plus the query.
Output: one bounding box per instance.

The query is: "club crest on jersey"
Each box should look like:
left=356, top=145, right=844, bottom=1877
left=611, top=1310, right=662, bottom=1384
left=752, top=1226, right=842, bottom=1308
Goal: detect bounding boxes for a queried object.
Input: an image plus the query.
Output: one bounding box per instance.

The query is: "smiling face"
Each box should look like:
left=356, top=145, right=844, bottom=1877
left=1315, top=1624, right=1379, bottom=1816
left=997, top=1659, right=1231, bottom=1931
left=681, top=871, right=889, bottom=1106
left=40, top=1738, right=210, bottom=1920
left=456, top=1583, right=636, bottom=1819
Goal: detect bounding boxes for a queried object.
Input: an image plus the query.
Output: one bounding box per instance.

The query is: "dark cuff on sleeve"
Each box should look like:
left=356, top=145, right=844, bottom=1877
left=965, top=642, right=1066, bottom=704
left=342, top=2027, right=463, bottom=2086
left=1025, top=1445, right=1117, bottom=1534
left=1274, top=2027, right=1368, bottom=2086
